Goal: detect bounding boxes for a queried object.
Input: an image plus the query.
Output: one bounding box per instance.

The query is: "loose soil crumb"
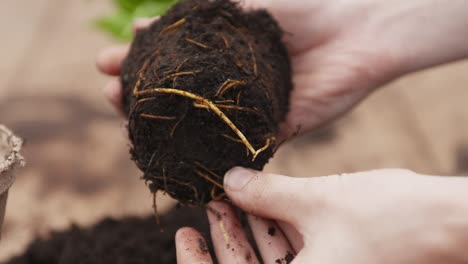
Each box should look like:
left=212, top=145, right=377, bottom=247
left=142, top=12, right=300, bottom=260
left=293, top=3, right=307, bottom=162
left=285, top=251, right=295, bottom=263
left=268, top=226, right=276, bottom=236
left=275, top=251, right=295, bottom=264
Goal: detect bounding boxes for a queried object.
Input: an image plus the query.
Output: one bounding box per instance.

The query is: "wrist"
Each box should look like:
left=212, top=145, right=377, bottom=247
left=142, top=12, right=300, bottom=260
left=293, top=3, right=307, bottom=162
left=372, top=0, right=468, bottom=76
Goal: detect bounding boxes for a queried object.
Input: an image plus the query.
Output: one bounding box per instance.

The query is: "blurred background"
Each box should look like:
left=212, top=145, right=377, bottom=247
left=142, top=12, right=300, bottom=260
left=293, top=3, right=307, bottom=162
left=1, top=0, right=468, bottom=261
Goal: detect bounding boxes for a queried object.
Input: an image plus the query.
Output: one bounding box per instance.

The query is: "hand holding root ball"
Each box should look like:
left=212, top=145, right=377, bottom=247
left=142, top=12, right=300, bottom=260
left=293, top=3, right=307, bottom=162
left=97, top=0, right=400, bottom=138
left=97, top=0, right=468, bottom=263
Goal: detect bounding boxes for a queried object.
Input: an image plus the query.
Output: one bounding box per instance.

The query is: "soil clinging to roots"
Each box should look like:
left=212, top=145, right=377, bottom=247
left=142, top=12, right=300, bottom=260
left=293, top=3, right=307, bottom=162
left=121, top=0, right=292, bottom=204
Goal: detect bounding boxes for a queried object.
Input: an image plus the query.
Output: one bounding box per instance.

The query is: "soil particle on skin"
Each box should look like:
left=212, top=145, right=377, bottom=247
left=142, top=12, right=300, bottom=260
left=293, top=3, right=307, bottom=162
left=275, top=251, right=295, bottom=264
left=199, top=238, right=209, bottom=253
left=245, top=251, right=252, bottom=261
left=285, top=251, right=295, bottom=263
left=122, top=0, right=292, bottom=205
left=207, top=205, right=223, bottom=220
left=268, top=226, right=276, bottom=236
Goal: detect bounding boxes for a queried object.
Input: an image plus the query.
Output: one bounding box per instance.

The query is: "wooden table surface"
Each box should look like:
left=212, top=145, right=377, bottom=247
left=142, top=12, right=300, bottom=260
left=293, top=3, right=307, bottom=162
left=1, top=0, right=467, bottom=261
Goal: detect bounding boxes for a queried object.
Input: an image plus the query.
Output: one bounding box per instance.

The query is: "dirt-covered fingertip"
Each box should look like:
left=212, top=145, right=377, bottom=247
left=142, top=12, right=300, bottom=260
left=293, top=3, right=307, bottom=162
left=176, top=227, right=213, bottom=264
left=175, top=227, right=204, bottom=242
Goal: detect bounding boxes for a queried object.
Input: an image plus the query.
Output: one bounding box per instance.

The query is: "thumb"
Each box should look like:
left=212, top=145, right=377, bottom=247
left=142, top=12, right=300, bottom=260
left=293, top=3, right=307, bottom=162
left=224, top=167, right=331, bottom=224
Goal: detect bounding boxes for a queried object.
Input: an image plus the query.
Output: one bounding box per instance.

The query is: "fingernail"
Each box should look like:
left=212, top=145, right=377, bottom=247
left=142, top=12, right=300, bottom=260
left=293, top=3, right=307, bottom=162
left=224, top=167, right=255, bottom=191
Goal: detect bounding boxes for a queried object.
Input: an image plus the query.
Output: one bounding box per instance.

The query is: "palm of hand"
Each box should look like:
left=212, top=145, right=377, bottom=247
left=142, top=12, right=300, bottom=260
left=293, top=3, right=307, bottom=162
left=251, top=0, right=399, bottom=136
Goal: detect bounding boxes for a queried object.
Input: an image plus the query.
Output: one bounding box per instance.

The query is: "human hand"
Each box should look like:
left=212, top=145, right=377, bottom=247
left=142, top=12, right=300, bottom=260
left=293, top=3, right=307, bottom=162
left=176, top=201, right=298, bottom=264
left=176, top=168, right=468, bottom=263
left=96, top=0, right=399, bottom=137
left=97, top=0, right=468, bottom=136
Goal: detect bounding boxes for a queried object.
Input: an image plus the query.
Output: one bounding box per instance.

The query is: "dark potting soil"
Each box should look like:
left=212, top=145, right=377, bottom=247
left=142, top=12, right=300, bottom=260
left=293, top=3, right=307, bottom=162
left=6, top=206, right=267, bottom=264
left=6, top=207, right=212, bottom=264
left=121, top=0, right=292, bottom=204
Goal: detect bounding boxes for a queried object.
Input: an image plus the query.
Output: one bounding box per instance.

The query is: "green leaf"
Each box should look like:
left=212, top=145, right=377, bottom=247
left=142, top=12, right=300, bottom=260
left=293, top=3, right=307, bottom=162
left=133, top=1, right=175, bottom=18
left=97, top=0, right=178, bottom=42
left=113, top=0, right=145, bottom=12
left=96, top=10, right=134, bottom=41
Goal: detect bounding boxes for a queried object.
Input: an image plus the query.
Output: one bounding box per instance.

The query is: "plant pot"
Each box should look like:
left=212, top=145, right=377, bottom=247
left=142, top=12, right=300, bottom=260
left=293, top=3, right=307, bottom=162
left=0, top=125, right=24, bottom=240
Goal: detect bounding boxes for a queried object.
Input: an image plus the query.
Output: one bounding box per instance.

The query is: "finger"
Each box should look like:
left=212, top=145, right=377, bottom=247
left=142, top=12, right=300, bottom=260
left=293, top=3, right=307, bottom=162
left=96, top=45, right=129, bottom=76
left=224, top=167, right=330, bottom=225
left=241, top=0, right=270, bottom=9
left=247, top=215, right=296, bottom=263
left=96, top=18, right=158, bottom=76
left=103, top=79, right=124, bottom=115
left=206, top=201, right=260, bottom=264
left=276, top=221, right=304, bottom=252
left=176, top=227, right=213, bottom=264
left=132, top=17, right=159, bottom=33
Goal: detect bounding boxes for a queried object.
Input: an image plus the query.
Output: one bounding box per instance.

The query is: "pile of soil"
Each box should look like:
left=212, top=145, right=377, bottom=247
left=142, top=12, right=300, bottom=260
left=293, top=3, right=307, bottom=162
left=6, top=207, right=212, bottom=264
left=122, top=0, right=292, bottom=204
